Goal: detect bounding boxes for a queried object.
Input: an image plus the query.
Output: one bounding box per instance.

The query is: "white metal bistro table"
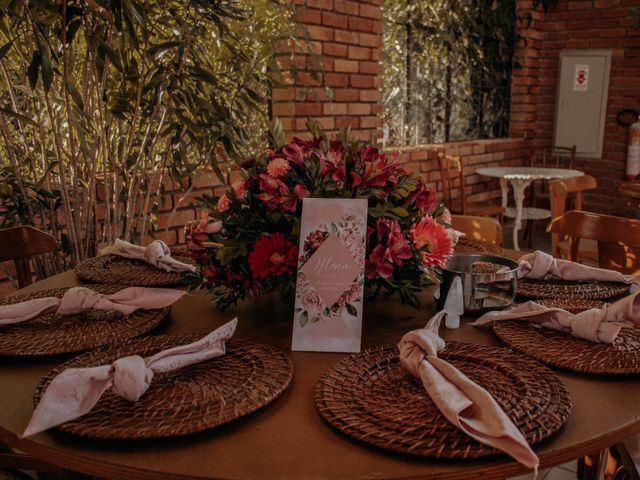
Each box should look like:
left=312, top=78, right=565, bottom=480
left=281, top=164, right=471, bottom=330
left=476, top=167, right=584, bottom=250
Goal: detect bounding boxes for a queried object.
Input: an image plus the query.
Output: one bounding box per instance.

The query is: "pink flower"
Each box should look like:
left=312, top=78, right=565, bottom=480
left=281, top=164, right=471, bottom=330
left=256, top=174, right=297, bottom=212
left=294, top=183, right=311, bottom=199
left=282, top=142, right=307, bottom=166
left=366, top=244, right=394, bottom=279
left=408, top=178, right=437, bottom=213
left=267, top=158, right=290, bottom=178
left=320, top=146, right=346, bottom=182
left=217, top=194, right=231, bottom=213
left=410, top=216, right=453, bottom=268
left=351, top=146, right=398, bottom=192
left=365, top=218, right=412, bottom=280
left=231, top=178, right=247, bottom=198
left=302, top=287, right=322, bottom=313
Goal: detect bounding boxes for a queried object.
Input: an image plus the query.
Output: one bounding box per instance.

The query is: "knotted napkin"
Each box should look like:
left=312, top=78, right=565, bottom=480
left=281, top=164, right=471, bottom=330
left=100, top=239, right=196, bottom=273
left=398, top=311, right=539, bottom=471
left=0, top=287, right=186, bottom=326
left=22, top=317, right=238, bottom=437
left=472, top=291, right=640, bottom=344
left=517, top=250, right=639, bottom=284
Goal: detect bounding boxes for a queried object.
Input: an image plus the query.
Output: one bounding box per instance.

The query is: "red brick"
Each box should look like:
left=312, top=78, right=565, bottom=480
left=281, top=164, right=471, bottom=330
left=359, top=4, right=382, bottom=20
left=334, top=59, right=359, bottom=73
left=359, top=89, right=381, bottom=101
left=322, top=42, right=348, bottom=57
left=306, top=25, right=333, bottom=41
left=296, top=8, right=322, bottom=24
left=348, top=45, right=370, bottom=60
left=350, top=74, right=374, bottom=88
left=349, top=17, right=373, bottom=32
left=322, top=102, right=348, bottom=115
left=333, top=88, right=360, bottom=101
left=359, top=33, right=381, bottom=47
left=347, top=103, right=371, bottom=115
left=324, top=73, right=349, bottom=87
left=334, top=29, right=359, bottom=45
left=322, top=11, right=348, bottom=29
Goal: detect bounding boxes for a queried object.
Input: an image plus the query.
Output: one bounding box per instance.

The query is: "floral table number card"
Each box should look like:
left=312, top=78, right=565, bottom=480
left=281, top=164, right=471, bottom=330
left=291, top=198, right=368, bottom=353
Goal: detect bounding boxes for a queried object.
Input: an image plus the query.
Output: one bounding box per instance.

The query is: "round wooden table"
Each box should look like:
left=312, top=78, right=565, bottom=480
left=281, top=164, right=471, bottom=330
left=1, top=272, right=640, bottom=480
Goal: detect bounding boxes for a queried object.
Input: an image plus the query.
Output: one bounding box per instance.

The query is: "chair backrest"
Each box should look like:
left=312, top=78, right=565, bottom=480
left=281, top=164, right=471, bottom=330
left=451, top=215, right=503, bottom=245
left=548, top=175, right=597, bottom=257
left=437, top=152, right=467, bottom=214
left=0, top=226, right=59, bottom=288
left=547, top=210, right=640, bottom=274
left=530, top=145, right=577, bottom=170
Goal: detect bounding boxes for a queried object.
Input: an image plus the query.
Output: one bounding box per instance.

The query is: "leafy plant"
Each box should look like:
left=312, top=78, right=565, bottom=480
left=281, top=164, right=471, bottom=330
left=0, top=0, right=299, bottom=264
left=382, top=0, right=516, bottom=146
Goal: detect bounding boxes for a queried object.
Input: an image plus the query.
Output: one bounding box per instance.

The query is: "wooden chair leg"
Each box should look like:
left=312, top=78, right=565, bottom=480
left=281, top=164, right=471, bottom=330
left=608, top=442, right=640, bottom=480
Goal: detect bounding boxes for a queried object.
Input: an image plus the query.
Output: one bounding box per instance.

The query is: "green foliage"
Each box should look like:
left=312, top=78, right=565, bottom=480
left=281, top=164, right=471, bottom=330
left=382, top=0, right=516, bottom=146
left=0, top=0, right=298, bottom=262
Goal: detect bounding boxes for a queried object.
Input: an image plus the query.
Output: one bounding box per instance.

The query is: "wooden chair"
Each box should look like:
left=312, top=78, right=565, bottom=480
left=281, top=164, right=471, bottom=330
left=437, top=152, right=504, bottom=221
left=0, top=227, right=74, bottom=478
left=0, top=226, right=59, bottom=288
left=548, top=175, right=598, bottom=263
left=529, top=145, right=577, bottom=207
left=451, top=215, right=503, bottom=245
left=547, top=211, right=640, bottom=274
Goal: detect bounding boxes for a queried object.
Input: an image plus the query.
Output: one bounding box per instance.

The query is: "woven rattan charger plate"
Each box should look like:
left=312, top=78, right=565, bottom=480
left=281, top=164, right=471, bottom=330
left=493, top=320, right=640, bottom=374
left=74, top=248, right=196, bottom=286
left=316, top=342, right=571, bottom=459
left=517, top=276, right=630, bottom=300
left=0, top=285, right=169, bottom=356
left=34, top=336, right=293, bottom=439
left=454, top=237, right=504, bottom=256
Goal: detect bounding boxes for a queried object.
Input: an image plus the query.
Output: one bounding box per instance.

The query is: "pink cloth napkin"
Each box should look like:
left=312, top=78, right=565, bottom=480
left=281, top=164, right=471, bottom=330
left=100, top=239, right=196, bottom=273
left=472, top=291, right=640, bottom=343
left=398, top=311, right=539, bottom=471
left=0, top=287, right=186, bottom=326
left=517, top=250, right=639, bottom=284
left=22, top=317, right=238, bottom=437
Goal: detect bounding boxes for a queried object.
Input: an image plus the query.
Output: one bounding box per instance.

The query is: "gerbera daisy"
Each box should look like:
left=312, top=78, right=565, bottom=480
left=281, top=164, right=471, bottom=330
left=248, top=233, right=298, bottom=279
left=409, top=216, right=453, bottom=268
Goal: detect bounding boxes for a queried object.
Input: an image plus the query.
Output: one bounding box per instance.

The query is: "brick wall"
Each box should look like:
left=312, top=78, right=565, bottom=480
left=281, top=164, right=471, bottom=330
left=511, top=0, right=640, bottom=217
left=392, top=138, right=531, bottom=206
left=273, top=0, right=383, bottom=141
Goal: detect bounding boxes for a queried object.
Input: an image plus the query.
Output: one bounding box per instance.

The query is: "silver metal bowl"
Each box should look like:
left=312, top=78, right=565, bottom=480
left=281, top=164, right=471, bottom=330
left=435, top=254, right=518, bottom=314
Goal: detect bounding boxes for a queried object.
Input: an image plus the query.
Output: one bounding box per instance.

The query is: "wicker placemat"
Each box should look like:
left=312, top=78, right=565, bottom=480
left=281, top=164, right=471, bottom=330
left=454, top=237, right=504, bottom=256
left=34, top=336, right=293, bottom=439
left=0, top=285, right=169, bottom=356
left=517, top=277, right=630, bottom=300
left=534, top=298, right=606, bottom=314
left=74, top=248, right=196, bottom=286
left=493, top=321, right=640, bottom=374
left=316, top=342, right=571, bottom=459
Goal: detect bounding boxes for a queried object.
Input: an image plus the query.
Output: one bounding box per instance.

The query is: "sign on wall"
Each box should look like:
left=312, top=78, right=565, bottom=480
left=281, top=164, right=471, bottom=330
left=573, top=64, right=589, bottom=92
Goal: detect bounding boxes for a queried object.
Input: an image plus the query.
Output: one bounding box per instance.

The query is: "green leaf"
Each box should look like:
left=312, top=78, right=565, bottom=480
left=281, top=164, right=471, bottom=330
left=64, top=79, right=84, bottom=111
left=0, top=107, right=37, bottom=127
left=27, top=51, right=40, bottom=90
left=345, top=303, right=357, bottom=316
left=40, top=48, right=53, bottom=93
left=299, top=310, right=309, bottom=328
left=0, top=40, right=13, bottom=60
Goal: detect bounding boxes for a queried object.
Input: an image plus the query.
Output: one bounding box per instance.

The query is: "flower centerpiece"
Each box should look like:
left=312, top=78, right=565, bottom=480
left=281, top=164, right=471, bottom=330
left=188, top=128, right=456, bottom=310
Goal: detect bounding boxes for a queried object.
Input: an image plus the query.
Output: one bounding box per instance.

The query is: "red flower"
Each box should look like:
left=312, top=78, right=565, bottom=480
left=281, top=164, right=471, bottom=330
left=410, top=217, right=453, bottom=268
left=249, top=233, right=298, bottom=279
left=256, top=174, right=298, bottom=212
left=408, top=178, right=437, bottom=213
left=351, top=146, right=398, bottom=192
left=365, top=218, right=412, bottom=280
